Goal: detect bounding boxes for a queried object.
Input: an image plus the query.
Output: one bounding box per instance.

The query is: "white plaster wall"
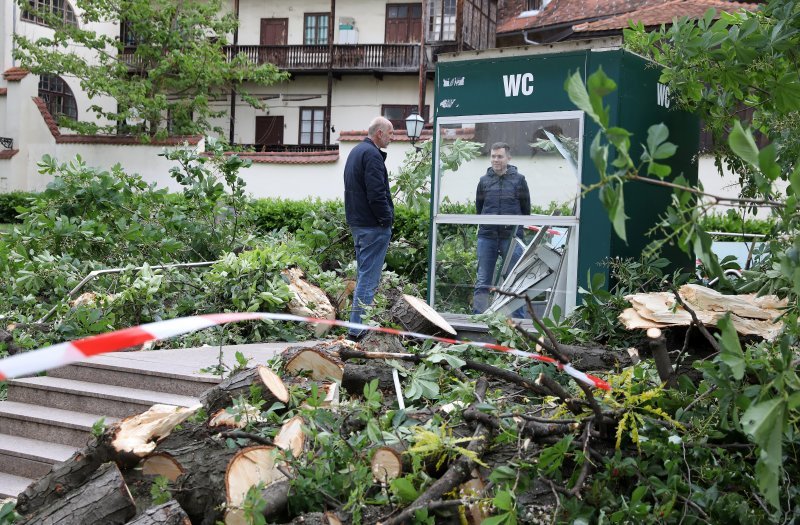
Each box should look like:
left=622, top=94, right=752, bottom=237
left=237, top=0, right=420, bottom=46
left=216, top=75, right=435, bottom=144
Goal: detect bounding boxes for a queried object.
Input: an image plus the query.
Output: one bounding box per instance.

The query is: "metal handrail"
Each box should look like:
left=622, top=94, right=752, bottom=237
left=37, top=261, right=219, bottom=324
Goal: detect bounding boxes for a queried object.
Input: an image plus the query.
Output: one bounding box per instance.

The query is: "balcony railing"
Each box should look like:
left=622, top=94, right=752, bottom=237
left=224, top=44, right=421, bottom=72
left=236, top=144, right=340, bottom=153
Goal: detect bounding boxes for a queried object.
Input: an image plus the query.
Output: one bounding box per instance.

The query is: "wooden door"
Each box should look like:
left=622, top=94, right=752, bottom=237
left=255, top=116, right=284, bottom=150
left=385, top=4, right=422, bottom=43
left=260, top=18, right=288, bottom=45
left=260, top=18, right=288, bottom=65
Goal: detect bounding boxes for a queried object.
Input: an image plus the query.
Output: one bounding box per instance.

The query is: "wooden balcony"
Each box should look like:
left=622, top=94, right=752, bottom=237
left=224, top=44, right=421, bottom=73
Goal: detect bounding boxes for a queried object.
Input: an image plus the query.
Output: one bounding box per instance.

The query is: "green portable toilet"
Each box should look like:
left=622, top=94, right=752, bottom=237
left=428, top=38, right=698, bottom=320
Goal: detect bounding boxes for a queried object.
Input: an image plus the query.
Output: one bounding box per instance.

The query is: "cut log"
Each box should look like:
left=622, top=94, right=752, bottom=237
left=274, top=415, right=306, bottom=459
left=124, top=500, right=190, bottom=525
left=621, top=285, right=784, bottom=340
left=16, top=462, right=135, bottom=525
left=168, top=433, right=241, bottom=524
left=141, top=424, right=216, bottom=482
left=342, top=362, right=396, bottom=395
left=113, top=404, right=202, bottom=460
left=371, top=446, right=408, bottom=483
left=16, top=435, right=113, bottom=515
left=282, top=267, right=337, bottom=337
left=358, top=331, right=407, bottom=354
left=224, top=445, right=289, bottom=525
left=284, top=346, right=344, bottom=381
left=390, top=294, right=456, bottom=337
left=201, top=365, right=289, bottom=414
left=209, top=404, right=266, bottom=429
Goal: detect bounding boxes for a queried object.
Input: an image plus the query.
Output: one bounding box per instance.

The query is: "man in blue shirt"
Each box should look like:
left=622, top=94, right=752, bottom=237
left=343, top=117, right=395, bottom=340
left=473, top=142, right=531, bottom=316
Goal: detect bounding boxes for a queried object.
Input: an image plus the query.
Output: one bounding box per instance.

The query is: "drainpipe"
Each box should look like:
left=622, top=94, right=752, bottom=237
left=325, top=0, right=335, bottom=147
left=228, top=0, right=240, bottom=145
left=417, top=0, right=426, bottom=119
left=522, top=29, right=540, bottom=45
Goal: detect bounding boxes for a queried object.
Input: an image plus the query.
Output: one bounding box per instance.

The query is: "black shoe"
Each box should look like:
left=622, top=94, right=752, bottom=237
left=346, top=332, right=364, bottom=343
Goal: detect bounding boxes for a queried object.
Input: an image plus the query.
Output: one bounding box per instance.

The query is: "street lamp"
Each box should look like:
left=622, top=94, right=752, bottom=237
left=405, top=112, right=425, bottom=150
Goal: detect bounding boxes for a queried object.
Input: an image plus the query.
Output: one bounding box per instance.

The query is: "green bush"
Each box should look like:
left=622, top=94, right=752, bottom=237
left=697, top=211, right=775, bottom=237
left=0, top=192, right=36, bottom=224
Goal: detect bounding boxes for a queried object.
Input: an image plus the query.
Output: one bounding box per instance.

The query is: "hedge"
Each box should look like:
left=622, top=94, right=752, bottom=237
left=0, top=192, right=36, bottom=224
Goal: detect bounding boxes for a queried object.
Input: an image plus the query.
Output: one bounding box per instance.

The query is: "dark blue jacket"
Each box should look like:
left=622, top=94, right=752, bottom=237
left=475, top=165, right=530, bottom=239
left=344, top=138, right=394, bottom=228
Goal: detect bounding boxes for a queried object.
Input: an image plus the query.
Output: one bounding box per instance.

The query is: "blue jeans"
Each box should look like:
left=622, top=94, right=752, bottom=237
left=473, top=235, right=525, bottom=317
left=349, top=226, right=392, bottom=337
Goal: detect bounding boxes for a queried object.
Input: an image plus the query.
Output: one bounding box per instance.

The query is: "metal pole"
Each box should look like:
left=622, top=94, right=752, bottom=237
left=325, top=0, right=336, bottom=146
left=418, top=0, right=427, bottom=119
left=229, top=0, right=240, bottom=145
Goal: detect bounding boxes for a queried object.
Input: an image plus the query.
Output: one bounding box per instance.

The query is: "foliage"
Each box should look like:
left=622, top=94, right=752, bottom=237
left=566, top=33, right=800, bottom=514
left=625, top=2, right=800, bottom=198
left=0, top=192, right=34, bottom=224
left=12, top=0, right=288, bottom=139
left=149, top=475, right=172, bottom=506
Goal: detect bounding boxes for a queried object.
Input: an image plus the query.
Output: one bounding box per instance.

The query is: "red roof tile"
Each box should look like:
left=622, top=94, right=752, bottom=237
left=498, top=0, right=661, bottom=34
left=33, top=97, right=61, bottom=138
left=574, top=0, right=756, bottom=32
left=229, top=150, right=339, bottom=164
left=3, top=67, right=30, bottom=82
left=0, top=149, right=19, bottom=160
left=498, top=0, right=756, bottom=35
left=0, top=88, right=7, bottom=96
left=338, top=128, right=441, bottom=142
left=33, top=96, right=202, bottom=145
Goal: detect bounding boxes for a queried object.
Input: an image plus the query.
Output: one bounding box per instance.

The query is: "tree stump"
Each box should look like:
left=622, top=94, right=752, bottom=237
left=341, top=362, right=396, bottom=396
left=390, top=294, right=456, bottom=337
left=200, top=365, right=289, bottom=414
left=370, top=446, right=409, bottom=483
left=16, top=462, right=136, bottom=525
left=283, top=345, right=344, bottom=381
left=124, top=500, right=190, bottom=525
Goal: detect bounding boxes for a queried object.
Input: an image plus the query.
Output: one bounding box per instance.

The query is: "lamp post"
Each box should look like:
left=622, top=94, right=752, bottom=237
left=405, top=112, right=425, bottom=151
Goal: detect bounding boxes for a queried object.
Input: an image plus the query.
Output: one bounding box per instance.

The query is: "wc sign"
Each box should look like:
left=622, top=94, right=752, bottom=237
left=657, top=82, right=671, bottom=108
left=502, top=73, right=534, bottom=97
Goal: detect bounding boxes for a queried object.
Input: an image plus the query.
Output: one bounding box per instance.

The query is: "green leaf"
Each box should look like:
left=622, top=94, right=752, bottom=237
left=600, top=183, right=627, bottom=243
left=742, top=398, right=786, bottom=509
left=728, top=120, right=760, bottom=169
left=389, top=476, right=419, bottom=503
left=565, top=70, right=596, bottom=122
left=715, top=314, right=745, bottom=380
left=586, top=68, right=617, bottom=128
left=493, top=489, right=514, bottom=511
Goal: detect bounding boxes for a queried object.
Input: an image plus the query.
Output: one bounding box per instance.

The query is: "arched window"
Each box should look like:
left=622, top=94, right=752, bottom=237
left=38, top=74, right=78, bottom=121
left=21, top=0, right=78, bottom=28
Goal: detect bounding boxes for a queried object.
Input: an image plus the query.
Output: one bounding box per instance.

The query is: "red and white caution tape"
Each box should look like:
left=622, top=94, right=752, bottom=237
left=0, top=313, right=611, bottom=391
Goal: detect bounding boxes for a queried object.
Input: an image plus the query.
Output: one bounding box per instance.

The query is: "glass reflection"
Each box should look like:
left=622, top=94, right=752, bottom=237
left=437, top=118, right=580, bottom=212
left=433, top=223, right=571, bottom=318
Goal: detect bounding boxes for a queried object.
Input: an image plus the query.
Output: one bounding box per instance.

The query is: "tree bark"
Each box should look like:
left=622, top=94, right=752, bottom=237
left=124, top=500, right=190, bottom=525
left=341, top=362, right=396, bottom=395
left=201, top=365, right=288, bottom=414
left=17, top=462, right=136, bottom=525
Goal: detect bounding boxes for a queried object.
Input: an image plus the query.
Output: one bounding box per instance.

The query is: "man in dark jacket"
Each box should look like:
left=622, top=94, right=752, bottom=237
left=344, top=116, right=395, bottom=340
left=473, top=142, right=531, bottom=316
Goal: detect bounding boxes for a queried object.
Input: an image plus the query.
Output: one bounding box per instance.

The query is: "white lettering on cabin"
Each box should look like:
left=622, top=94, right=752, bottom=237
left=502, top=73, right=534, bottom=97
left=657, top=83, right=671, bottom=108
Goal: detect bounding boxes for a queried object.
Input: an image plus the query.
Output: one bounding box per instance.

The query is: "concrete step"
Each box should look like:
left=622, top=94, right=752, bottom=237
left=48, top=357, right=220, bottom=398
left=0, top=433, right=76, bottom=480
left=0, top=401, right=115, bottom=448
left=7, top=376, right=199, bottom=419
left=0, top=472, right=33, bottom=499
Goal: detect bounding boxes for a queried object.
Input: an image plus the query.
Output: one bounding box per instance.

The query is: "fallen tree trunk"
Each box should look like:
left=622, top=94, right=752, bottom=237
left=224, top=446, right=289, bottom=525
left=371, top=446, right=409, bottom=484
left=390, top=293, right=457, bottom=337
left=201, top=365, right=289, bottom=414
left=283, top=344, right=345, bottom=381
left=124, top=500, right=190, bottom=525
left=17, top=462, right=136, bottom=525
left=341, top=362, right=397, bottom=395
